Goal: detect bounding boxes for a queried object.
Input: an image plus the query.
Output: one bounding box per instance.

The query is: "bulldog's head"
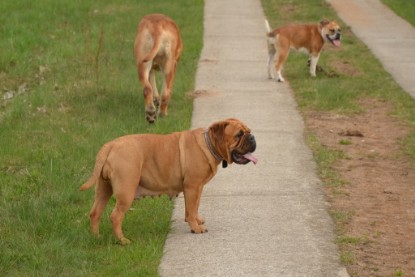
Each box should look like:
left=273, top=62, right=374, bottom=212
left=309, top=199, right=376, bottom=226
left=320, top=19, right=341, bottom=47
left=207, top=118, right=257, bottom=165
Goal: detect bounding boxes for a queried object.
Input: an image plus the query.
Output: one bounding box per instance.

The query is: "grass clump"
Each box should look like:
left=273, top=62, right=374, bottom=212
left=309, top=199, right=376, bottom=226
left=307, top=134, right=346, bottom=188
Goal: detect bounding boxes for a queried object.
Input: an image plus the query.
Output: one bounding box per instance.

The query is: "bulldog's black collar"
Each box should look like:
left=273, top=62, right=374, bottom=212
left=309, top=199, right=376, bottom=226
left=203, top=130, right=228, bottom=168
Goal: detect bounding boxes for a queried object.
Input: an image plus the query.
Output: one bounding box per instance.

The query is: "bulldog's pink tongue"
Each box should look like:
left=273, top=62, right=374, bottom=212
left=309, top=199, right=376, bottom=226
left=243, top=153, right=258, bottom=165
left=333, top=39, right=341, bottom=47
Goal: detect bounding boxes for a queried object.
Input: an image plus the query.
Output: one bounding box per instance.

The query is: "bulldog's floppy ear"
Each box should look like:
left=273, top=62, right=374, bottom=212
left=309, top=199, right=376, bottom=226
left=208, top=120, right=233, bottom=164
left=209, top=120, right=229, bottom=143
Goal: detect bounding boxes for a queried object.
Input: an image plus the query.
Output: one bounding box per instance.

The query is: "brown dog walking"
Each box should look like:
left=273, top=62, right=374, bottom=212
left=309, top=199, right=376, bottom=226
left=134, top=14, right=183, bottom=123
left=80, top=119, right=257, bottom=245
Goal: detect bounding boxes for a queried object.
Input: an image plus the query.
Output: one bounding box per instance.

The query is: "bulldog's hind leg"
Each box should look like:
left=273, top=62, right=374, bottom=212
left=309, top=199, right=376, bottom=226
left=110, top=172, right=140, bottom=245
left=89, top=177, right=113, bottom=236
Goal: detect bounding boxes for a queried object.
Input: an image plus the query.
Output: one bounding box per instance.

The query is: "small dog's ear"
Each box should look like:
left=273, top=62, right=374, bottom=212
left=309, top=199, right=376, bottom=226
left=320, top=19, right=330, bottom=26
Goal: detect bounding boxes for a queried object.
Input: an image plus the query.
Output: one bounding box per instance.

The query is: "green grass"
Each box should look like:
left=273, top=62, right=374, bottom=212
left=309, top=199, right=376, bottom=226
left=381, top=0, right=415, bottom=27
left=0, top=0, right=203, bottom=275
left=339, top=139, right=352, bottom=145
left=393, top=268, right=405, bottom=277
left=307, top=134, right=346, bottom=188
left=340, top=251, right=355, bottom=265
left=336, top=235, right=369, bottom=245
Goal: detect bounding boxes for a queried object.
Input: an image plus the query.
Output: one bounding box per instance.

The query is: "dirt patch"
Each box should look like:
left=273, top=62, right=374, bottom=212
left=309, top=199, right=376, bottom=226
left=186, top=89, right=221, bottom=99
left=200, top=58, right=219, bottom=63
left=304, top=98, right=415, bottom=276
left=330, top=60, right=362, bottom=77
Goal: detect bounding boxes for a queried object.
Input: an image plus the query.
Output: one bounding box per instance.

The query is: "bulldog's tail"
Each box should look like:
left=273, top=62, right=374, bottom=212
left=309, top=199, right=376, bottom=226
left=142, top=34, right=162, bottom=63
left=79, top=144, right=111, bottom=191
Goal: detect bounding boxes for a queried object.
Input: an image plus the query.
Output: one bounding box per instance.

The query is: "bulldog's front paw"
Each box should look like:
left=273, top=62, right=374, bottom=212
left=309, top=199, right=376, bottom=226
left=185, top=215, right=205, bottom=225
left=191, top=224, right=208, bottom=234
left=196, top=215, right=205, bottom=225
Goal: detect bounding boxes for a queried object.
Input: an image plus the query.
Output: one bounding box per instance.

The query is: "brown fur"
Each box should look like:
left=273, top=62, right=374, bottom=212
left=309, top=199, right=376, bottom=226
left=80, top=119, right=257, bottom=245
left=265, top=19, right=341, bottom=82
left=134, top=14, right=183, bottom=123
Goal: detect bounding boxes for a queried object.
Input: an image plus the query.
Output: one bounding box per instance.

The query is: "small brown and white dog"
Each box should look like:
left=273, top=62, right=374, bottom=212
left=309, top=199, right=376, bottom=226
left=134, top=14, right=183, bottom=123
left=265, top=19, right=341, bottom=82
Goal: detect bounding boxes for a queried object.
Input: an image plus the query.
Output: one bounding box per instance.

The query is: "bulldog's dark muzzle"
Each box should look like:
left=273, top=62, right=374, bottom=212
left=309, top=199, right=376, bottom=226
left=247, top=134, right=256, bottom=152
left=232, top=134, right=257, bottom=165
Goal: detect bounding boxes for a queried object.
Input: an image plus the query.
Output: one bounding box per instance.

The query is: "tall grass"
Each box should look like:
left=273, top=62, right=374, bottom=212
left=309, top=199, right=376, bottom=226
left=0, top=0, right=203, bottom=275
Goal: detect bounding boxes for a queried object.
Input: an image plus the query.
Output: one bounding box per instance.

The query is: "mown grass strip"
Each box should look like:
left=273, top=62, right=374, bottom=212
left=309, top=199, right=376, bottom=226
left=0, top=1, right=203, bottom=276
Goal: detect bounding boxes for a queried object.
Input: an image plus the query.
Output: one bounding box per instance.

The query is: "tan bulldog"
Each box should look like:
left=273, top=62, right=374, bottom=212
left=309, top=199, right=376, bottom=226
left=80, top=118, right=257, bottom=245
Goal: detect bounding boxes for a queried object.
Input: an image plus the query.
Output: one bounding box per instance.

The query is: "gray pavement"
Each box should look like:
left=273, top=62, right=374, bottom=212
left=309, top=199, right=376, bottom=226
left=159, top=0, right=348, bottom=276
left=327, top=0, right=415, bottom=99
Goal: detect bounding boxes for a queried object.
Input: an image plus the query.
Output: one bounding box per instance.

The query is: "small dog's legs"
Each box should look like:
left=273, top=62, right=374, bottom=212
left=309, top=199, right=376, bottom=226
left=309, top=53, right=320, bottom=77
left=276, top=70, right=285, bottom=82
left=275, top=51, right=288, bottom=82
left=267, top=50, right=276, bottom=79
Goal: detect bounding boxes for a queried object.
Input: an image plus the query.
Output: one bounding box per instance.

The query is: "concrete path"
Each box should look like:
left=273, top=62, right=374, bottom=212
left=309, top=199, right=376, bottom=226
left=327, top=0, right=415, bottom=99
left=159, top=0, right=348, bottom=276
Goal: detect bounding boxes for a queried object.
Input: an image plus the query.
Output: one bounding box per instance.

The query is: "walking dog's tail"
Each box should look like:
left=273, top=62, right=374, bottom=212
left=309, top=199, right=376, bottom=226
left=79, top=144, right=111, bottom=191
left=142, top=33, right=162, bottom=63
